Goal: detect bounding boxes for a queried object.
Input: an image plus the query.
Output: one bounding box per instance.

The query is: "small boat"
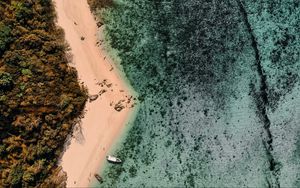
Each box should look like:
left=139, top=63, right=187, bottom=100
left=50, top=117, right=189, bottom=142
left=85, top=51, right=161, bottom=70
left=106, top=155, right=122, bottom=163
left=94, top=174, right=103, bottom=183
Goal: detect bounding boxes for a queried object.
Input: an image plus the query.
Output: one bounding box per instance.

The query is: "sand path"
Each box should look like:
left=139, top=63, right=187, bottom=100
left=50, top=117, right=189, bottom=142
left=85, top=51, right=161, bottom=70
left=53, top=0, right=136, bottom=187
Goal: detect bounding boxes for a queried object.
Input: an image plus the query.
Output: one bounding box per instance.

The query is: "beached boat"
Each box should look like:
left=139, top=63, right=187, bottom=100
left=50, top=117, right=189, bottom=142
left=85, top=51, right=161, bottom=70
left=94, top=174, right=103, bottom=183
left=106, top=155, right=122, bottom=163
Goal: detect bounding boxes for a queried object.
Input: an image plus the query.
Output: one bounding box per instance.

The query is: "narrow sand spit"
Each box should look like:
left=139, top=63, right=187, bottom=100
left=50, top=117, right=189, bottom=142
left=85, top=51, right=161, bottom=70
left=53, top=0, right=136, bottom=187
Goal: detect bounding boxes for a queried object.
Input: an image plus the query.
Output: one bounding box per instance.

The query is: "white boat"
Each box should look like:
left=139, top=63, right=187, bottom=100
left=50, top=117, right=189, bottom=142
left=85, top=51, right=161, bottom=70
left=106, top=155, right=122, bottom=163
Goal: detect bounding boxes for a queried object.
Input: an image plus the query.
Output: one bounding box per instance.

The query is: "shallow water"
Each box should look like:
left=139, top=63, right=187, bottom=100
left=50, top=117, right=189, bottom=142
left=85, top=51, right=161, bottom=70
left=95, top=0, right=300, bottom=187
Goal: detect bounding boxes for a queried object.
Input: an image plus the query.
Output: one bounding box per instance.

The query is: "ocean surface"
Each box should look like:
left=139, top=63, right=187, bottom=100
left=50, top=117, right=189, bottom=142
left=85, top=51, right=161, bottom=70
left=95, top=0, right=300, bottom=187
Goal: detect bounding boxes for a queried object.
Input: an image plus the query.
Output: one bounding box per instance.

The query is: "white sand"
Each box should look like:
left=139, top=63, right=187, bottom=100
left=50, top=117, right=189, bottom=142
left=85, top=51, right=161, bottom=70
left=53, top=0, right=136, bottom=187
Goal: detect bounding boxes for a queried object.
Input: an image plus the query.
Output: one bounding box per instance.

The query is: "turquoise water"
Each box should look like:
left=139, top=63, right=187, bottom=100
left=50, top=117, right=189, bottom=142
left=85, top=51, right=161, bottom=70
left=94, top=0, right=300, bottom=187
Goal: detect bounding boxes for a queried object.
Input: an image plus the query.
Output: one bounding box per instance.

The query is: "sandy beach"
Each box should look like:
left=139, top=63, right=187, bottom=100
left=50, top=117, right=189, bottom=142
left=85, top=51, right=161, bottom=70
left=53, top=0, right=136, bottom=187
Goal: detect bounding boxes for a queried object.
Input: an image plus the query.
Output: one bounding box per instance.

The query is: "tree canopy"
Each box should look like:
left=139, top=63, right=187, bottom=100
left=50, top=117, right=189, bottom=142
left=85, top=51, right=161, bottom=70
left=0, top=0, right=87, bottom=187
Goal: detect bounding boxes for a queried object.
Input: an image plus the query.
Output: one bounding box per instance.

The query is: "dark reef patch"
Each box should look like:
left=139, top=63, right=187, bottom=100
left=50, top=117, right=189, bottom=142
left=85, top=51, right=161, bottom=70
left=237, top=1, right=279, bottom=186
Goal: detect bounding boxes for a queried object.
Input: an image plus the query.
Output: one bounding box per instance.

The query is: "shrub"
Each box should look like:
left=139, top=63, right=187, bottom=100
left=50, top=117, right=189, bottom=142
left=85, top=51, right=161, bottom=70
left=8, top=165, right=23, bottom=187
left=0, top=71, right=13, bottom=90
left=0, top=22, right=12, bottom=55
left=21, top=69, right=32, bottom=76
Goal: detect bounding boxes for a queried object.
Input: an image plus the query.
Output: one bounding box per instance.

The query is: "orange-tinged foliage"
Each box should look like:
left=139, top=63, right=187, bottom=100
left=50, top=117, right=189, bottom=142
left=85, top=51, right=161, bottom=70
left=0, top=0, right=87, bottom=187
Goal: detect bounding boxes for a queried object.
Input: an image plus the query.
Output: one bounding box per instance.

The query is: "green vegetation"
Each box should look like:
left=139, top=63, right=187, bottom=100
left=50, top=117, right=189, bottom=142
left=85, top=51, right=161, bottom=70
left=0, top=71, right=13, bottom=90
left=0, top=22, right=12, bottom=54
left=87, top=0, right=113, bottom=12
left=0, top=0, right=87, bottom=187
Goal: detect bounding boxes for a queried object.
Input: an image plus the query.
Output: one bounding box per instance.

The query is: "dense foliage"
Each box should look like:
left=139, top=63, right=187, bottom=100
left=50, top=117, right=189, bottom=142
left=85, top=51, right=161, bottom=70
left=87, top=0, right=113, bottom=12
left=0, top=0, right=87, bottom=187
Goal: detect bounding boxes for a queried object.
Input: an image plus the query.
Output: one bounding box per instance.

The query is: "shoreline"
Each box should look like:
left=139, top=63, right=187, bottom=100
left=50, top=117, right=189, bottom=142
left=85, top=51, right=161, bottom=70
left=90, top=102, right=140, bottom=187
left=53, top=0, right=137, bottom=187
